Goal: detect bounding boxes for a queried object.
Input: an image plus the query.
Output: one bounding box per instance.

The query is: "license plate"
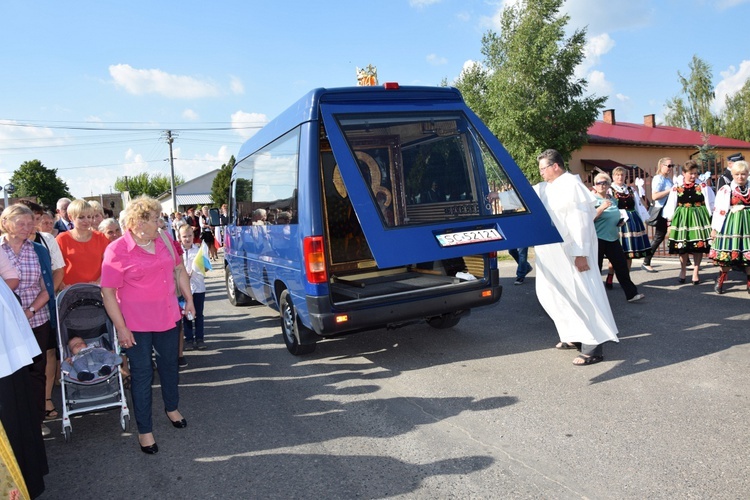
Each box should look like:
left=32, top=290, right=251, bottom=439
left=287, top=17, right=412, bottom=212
left=435, top=228, right=503, bottom=247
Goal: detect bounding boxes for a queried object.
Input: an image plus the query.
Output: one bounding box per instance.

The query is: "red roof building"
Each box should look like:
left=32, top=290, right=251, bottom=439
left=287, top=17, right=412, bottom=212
left=570, top=109, right=750, bottom=185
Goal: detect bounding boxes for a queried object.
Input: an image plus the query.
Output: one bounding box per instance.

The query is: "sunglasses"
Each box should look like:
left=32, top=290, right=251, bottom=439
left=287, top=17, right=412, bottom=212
left=595, top=181, right=610, bottom=186
left=666, top=164, right=675, bottom=168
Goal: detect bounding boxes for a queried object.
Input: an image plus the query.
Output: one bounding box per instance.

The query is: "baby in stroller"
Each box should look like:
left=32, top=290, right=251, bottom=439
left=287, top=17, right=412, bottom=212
left=62, top=336, right=122, bottom=382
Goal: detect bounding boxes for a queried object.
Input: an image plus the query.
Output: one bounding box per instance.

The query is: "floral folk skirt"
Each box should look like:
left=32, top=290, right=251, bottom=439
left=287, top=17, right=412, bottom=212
left=709, top=207, right=750, bottom=267
left=668, top=206, right=711, bottom=254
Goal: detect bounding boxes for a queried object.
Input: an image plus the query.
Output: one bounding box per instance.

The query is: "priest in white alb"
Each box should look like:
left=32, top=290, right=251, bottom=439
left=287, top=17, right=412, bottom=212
left=532, top=149, right=619, bottom=366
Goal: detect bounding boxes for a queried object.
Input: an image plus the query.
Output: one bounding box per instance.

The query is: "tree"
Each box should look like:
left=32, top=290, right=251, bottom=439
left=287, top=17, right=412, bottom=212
left=114, top=172, right=184, bottom=199
left=723, top=78, right=750, bottom=142
left=9, top=159, right=72, bottom=209
left=210, top=156, right=235, bottom=207
left=454, top=0, right=606, bottom=180
left=695, top=133, right=718, bottom=167
left=664, top=55, right=722, bottom=134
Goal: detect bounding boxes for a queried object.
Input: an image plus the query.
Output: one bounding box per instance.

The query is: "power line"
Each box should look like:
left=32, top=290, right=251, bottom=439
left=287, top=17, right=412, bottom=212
left=0, top=120, right=263, bottom=132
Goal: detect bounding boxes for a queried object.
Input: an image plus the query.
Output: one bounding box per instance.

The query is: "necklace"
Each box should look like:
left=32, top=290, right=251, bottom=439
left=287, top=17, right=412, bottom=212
left=136, top=240, right=153, bottom=248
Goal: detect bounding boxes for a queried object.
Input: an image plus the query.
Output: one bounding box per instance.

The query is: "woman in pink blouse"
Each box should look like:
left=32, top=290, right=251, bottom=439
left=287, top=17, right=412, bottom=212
left=101, top=196, right=194, bottom=454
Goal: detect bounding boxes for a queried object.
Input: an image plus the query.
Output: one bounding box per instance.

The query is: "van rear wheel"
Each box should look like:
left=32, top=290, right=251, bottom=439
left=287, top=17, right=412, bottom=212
left=427, top=313, right=462, bottom=329
left=279, top=290, right=316, bottom=355
left=226, top=266, right=252, bottom=306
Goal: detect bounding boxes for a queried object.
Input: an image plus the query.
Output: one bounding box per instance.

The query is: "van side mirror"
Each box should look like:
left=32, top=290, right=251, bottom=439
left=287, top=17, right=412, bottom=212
left=209, top=208, right=223, bottom=226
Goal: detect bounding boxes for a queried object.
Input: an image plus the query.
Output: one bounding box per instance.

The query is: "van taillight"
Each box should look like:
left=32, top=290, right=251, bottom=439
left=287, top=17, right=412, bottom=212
left=488, top=251, right=497, bottom=259
left=303, top=236, right=327, bottom=284
left=383, top=82, right=400, bottom=90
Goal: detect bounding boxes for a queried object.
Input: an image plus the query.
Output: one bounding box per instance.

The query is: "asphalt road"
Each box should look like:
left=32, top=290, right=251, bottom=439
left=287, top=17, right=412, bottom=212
left=39, top=256, right=750, bottom=499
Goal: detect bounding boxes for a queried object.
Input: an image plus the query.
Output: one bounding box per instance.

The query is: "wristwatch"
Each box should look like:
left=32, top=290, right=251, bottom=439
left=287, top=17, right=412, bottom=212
left=28, top=306, right=36, bottom=315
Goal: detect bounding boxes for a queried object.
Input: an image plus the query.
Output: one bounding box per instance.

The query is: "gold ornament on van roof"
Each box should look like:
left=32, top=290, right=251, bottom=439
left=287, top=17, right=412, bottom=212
left=356, top=65, right=378, bottom=86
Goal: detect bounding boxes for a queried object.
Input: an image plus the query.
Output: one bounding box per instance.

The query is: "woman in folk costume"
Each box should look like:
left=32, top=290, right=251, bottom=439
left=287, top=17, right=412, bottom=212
left=662, top=160, right=715, bottom=285
left=709, top=160, right=750, bottom=294
left=603, top=166, right=651, bottom=289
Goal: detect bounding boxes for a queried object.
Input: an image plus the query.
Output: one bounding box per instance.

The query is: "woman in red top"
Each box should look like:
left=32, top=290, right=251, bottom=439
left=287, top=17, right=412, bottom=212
left=55, top=200, right=110, bottom=288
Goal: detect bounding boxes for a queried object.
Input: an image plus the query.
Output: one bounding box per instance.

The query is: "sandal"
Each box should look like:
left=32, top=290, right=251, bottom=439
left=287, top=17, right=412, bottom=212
left=555, top=342, right=581, bottom=351
left=573, top=354, right=604, bottom=366
left=45, top=399, right=58, bottom=420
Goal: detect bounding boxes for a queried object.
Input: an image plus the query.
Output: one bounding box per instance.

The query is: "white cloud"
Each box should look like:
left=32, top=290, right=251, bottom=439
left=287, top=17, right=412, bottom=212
left=230, top=76, right=245, bottom=95
left=426, top=53, right=448, bottom=66
left=109, top=64, right=221, bottom=99
left=448, top=59, right=492, bottom=85
left=231, top=111, right=268, bottom=140
left=409, top=0, right=440, bottom=7
left=123, top=148, right=148, bottom=170
left=576, top=33, right=615, bottom=78
left=713, top=60, right=750, bottom=114
left=0, top=120, right=57, bottom=143
left=462, top=59, right=481, bottom=72
left=712, top=0, right=750, bottom=11
left=0, top=121, right=67, bottom=174
left=172, top=145, right=232, bottom=183
left=587, top=70, right=613, bottom=97
left=482, top=0, right=652, bottom=36
left=561, top=0, right=653, bottom=34
left=182, top=109, right=199, bottom=121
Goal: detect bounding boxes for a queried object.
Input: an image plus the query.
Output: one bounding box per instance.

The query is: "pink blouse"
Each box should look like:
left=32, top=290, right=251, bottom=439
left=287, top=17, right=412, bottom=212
left=101, top=230, right=181, bottom=332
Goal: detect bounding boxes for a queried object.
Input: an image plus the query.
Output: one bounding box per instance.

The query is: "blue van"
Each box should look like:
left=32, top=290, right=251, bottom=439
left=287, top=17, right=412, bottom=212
left=220, top=84, right=560, bottom=354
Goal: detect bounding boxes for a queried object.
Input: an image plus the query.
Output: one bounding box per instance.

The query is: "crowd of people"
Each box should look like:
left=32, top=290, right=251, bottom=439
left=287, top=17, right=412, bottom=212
left=2, top=150, right=749, bottom=496
left=1, top=195, right=222, bottom=497
left=493, top=150, right=750, bottom=367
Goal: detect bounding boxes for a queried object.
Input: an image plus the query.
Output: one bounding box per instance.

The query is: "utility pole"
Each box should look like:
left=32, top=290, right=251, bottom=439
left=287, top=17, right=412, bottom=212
left=166, top=130, right=177, bottom=213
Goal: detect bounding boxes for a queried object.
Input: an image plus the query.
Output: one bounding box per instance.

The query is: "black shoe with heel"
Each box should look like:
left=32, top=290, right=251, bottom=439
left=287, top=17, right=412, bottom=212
left=139, top=435, right=158, bottom=454
left=140, top=442, right=159, bottom=454
left=165, top=409, right=187, bottom=428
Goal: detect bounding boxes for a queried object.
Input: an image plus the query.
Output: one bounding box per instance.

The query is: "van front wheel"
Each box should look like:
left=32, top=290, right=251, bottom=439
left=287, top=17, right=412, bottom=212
left=279, top=290, right=316, bottom=355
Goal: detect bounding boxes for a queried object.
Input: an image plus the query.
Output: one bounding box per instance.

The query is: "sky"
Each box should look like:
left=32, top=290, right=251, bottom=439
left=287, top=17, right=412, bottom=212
left=1, top=0, right=749, bottom=201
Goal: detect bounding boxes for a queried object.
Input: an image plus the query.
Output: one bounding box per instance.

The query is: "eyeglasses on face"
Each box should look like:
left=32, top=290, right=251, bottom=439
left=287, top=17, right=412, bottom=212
left=539, top=163, right=555, bottom=172
left=665, top=164, right=675, bottom=168
left=595, top=181, right=610, bottom=186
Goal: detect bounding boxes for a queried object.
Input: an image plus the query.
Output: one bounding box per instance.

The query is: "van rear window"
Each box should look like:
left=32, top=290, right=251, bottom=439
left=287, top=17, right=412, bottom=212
left=330, top=112, right=526, bottom=228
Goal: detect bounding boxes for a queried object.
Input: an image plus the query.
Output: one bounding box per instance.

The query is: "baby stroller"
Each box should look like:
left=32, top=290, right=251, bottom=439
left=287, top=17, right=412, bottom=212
left=56, top=283, right=130, bottom=442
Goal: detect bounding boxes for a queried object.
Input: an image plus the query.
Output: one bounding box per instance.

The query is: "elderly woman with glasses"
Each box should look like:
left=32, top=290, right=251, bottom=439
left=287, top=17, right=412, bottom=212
left=607, top=166, right=651, bottom=286
left=591, top=173, right=644, bottom=303
left=642, top=157, right=675, bottom=272
left=101, top=196, right=194, bottom=455
left=98, top=218, right=122, bottom=242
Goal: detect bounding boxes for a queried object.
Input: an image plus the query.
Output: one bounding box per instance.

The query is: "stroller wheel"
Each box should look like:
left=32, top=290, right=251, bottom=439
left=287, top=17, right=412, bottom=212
left=121, top=413, right=130, bottom=432
left=63, top=426, right=72, bottom=443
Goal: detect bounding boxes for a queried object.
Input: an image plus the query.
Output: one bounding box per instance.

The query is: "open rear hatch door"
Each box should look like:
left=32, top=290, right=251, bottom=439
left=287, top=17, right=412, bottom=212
left=320, top=101, right=561, bottom=269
